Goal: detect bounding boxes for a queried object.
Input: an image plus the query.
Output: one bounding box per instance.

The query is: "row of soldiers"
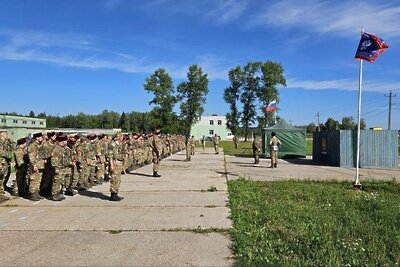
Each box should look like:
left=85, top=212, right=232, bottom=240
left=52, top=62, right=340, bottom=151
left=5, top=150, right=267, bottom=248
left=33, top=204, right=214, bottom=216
left=0, top=130, right=186, bottom=202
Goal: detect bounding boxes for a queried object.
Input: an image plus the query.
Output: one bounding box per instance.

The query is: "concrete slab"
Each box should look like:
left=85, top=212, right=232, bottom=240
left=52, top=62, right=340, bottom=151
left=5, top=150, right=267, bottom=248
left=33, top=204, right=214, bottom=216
left=0, top=206, right=231, bottom=231
left=225, top=155, right=400, bottom=182
left=0, top=148, right=233, bottom=266
left=0, top=231, right=232, bottom=266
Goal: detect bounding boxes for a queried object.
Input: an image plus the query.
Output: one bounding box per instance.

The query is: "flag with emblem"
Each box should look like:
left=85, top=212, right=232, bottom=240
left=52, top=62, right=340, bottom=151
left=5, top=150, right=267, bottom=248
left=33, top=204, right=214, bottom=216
left=354, top=32, right=388, bottom=62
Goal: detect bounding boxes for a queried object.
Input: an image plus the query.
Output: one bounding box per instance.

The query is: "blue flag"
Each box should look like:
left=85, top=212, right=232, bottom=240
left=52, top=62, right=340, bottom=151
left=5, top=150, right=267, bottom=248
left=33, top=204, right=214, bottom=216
left=355, top=32, right=388, bottom=62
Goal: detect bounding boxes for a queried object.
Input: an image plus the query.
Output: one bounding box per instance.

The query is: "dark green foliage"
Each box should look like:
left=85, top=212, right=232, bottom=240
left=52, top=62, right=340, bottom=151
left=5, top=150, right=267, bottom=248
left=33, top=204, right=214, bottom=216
left=224, top=66, right=243, bottom=139
left=177, top=64, right=209, bottom=135
left=228, top=179, right=400, bottom=266
left=144, top=68, right=177, bottom=132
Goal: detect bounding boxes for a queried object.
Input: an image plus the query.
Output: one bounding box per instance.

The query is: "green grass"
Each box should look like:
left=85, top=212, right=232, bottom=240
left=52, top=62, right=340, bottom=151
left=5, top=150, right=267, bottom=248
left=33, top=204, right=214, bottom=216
left=228, top=178, right=400, bottom=266
left=197, top=140, right=255, bottom=157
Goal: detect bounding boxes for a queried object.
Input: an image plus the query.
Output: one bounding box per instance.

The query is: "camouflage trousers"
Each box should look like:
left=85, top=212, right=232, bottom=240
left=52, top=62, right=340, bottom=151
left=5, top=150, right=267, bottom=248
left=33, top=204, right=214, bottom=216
left=253, top=149, right=260, bottom=164
left=214, top=144, right=219, bottom=154
left=0, top=160, right=6, bottom=196
left=270, top=150, right=278, bottom=167
left=110, top=161, right=123, bottom=193
left=87, top=164, right=97, bottom=183
left=152, top=153, right=160, bottom=172
left=52, top=168, right=71, bottom=196
left=28, top=169, right=43, bottom=194
left=96, top=162, right=105, bottom=181
left=40, top=162, right=54, bottom=195
left=185, top=145, right=191, bottom=161
left=77, top=163, right=88, bottom=186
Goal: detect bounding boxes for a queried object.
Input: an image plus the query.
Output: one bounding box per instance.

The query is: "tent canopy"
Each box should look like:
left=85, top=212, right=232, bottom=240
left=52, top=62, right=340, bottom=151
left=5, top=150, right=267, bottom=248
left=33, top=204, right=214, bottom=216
left=262, top=119, right=307, bottom=158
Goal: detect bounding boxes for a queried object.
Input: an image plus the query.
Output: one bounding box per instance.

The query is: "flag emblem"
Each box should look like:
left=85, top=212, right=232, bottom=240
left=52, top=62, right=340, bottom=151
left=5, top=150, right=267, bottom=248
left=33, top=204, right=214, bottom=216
left=355, top=32, right=388, bottom=62
left=265, top=100, right=277, bottom=112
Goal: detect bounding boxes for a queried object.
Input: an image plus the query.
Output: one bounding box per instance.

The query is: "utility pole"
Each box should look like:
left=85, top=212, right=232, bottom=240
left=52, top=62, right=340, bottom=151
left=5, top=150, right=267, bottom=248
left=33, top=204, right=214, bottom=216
left=316, top=112, right=321, bottom=131
left=384, top=90, right=397, bottom=130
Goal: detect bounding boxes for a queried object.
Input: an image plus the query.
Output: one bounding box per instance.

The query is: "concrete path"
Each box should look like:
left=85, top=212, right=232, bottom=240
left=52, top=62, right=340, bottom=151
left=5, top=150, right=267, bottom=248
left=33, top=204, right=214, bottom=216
left=0, top=149, right=232, bottom=266
left=225, top=156, right=399, bottom=182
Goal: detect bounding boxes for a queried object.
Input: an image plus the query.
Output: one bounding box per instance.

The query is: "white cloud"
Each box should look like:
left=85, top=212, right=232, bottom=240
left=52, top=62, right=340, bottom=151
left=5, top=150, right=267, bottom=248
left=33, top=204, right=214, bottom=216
left=287, top=78, right=400, bottom=93
left=205, top=0, right=248, bottom=24
left=252, top=1, right=400, bottom=38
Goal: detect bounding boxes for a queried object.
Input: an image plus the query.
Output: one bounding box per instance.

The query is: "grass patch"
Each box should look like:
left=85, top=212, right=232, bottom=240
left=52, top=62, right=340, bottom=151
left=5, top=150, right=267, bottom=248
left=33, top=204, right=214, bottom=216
left=207, top=185, right=218, bottom=192
left=108, top=230, right=123, bottom=234
left=228, top=178, right=400, bottom=266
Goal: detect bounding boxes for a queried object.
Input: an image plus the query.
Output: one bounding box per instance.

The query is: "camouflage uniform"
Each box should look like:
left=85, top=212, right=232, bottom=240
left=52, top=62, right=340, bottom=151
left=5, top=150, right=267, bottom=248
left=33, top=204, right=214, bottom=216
left=252, top=137, right=261, bottom=164
left=28, top=137, right=46, bottom=200
left=3, top=138, right=15, bottom=191
left=75, top=138, right=90, bottom=190
left=213, top=134, right=220, bottom=154
left=152, top=132, right=162, bottom=177
left=13, top=142, right=29, bottom=196
left=86, top=138, right=98, bottom=185
left=95, top=138, right=106, bottom=182
left=269, top=134, right=281, bottom=168
left=51, top=141, right=72, bottom=200
left=0, top=136, right=12, bottom=201
left=108, top=134, right=125, bottom=201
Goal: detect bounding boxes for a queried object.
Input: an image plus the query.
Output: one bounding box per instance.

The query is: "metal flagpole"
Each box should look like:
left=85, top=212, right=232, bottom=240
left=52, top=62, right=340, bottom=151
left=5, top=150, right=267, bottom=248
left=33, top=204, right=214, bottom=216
left=353, top=27, right=364, bottom=189
left=274, top=102, right=277, bottom=124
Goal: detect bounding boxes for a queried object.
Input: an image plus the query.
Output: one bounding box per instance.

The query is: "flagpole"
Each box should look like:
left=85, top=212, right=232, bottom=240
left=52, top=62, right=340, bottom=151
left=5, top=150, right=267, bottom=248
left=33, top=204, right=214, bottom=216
left=353, top=27, right=364, bottom=189
left=274, top=102, right=277, bottom=124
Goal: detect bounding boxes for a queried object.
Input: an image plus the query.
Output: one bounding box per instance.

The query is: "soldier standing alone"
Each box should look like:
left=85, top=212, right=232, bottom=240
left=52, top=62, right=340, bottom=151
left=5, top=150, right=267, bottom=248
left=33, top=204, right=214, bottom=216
left=269, top=132, right=281, bottom=168
left=252, top=134, right=261, bottom=164
left=151, top=129, right=162, bottom=177
left=213, top=134, right=220, bottom=154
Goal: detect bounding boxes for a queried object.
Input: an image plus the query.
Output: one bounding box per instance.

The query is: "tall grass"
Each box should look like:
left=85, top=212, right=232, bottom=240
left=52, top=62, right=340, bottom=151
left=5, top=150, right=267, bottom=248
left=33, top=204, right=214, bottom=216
left=228, top=178, right=400, bottom=266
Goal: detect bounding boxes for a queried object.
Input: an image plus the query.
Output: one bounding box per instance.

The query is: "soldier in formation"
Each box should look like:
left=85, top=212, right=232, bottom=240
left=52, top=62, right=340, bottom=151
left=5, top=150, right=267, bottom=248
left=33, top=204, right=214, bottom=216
left=0, top=130, right=186, bottom=202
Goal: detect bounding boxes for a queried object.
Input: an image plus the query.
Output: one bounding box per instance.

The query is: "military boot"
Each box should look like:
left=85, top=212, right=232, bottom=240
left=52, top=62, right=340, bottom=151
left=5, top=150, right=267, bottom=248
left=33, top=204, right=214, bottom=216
left=51, top=193, right=65, bottom=201
left=29, top=192, right=43, bottom=201
left=65, top=188, right=77, bottom=196
left=110, top=192, right=124, bottom=201
left=153, top=172, right=161, bottom=178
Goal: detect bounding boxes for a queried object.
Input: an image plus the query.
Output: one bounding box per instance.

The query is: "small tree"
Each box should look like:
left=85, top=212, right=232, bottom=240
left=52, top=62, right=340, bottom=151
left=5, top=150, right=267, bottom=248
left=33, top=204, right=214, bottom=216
left=240, top=62, right=260, bottom=141
left=177, top=64, right=209, bottom=137
left=324, top=118, right=339, bottom=131
left=144, top=68, right=176, bottom=132
left=29, top=110, right=35, bottom=117
left=224, top=66, right=243, bottom=148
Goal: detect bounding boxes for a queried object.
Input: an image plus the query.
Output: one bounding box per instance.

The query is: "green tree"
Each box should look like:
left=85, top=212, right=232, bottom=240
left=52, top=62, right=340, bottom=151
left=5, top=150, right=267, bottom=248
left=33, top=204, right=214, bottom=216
left=340, top=116, right=356, bottom=130
left=37, top=112, right=47, bottom=118
left=118, top=112, right=131, bottom=131
left=240, top=62, right=260, bottom=141
left=324, top=118, right=339, bottom=131
left=29, top=110, right=35, bottom=117
left=144, top=68, right=177, bottom=132
left=306, top=122, right=317, bottom=133
left=257, top=61, right=286, bottom=128
left=177, top=64, right=209, bottom=137
left=224, top=66, right=243, bottom=148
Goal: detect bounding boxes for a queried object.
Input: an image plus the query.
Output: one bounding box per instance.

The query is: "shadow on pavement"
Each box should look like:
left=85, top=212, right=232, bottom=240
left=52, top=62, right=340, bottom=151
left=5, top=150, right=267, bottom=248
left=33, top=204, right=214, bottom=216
left=284, top=158, right=332, bottom=166
left=78, top=190, right=110, bottom=200
left=129, top=172, right=155, bottom=178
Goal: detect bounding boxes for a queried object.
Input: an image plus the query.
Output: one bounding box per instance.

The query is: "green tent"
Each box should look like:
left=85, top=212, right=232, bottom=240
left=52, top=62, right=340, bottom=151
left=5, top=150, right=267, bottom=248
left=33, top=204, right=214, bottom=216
left=262, top=119, right=306, bottom=158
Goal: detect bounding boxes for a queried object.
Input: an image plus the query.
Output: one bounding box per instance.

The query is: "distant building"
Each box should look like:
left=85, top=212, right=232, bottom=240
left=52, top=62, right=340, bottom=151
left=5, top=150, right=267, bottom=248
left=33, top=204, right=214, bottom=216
left=0, top=114, right=46, bottom=141
left=190, top=115, right=232, bottom=141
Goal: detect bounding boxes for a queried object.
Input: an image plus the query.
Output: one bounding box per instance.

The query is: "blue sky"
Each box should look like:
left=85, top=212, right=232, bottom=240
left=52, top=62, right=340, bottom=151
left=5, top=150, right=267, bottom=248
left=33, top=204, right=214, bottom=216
left=0, top=0, right=399, bottom=129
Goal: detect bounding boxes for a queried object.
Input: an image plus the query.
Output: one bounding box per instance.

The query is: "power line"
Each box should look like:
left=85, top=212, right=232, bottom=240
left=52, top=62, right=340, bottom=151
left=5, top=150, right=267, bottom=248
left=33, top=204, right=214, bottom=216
left=384, top=90, right=397, bottom=130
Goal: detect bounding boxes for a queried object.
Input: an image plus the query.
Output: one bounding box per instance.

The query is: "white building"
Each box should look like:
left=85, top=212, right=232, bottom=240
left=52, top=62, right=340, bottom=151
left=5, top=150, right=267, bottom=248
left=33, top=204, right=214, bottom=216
left=190, top=115, right=232, bottom=141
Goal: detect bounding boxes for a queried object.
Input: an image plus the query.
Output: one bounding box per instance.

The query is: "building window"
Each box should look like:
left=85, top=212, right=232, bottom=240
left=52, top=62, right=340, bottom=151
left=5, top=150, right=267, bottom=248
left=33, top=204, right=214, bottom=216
left=23, top=120, right=27, bottom=124
left=13, top=120, right=18, bottom=123
left=217, top=120, right=222, bottom=125
left=209, top=130, right=214, bottom=135
left=0, top=119, right=5, bottom=123
left=209, top=120, right=214, bottom=125
left=32, top=121, right=36, bottom=125
left=227, top=132, right=232, bottom=136
left=40, top=122, right=44, bottom=125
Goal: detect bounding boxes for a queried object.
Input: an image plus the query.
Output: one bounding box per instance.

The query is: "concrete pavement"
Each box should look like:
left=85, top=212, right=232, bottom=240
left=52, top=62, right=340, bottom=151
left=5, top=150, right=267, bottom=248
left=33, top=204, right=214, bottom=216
left=0, top=148, right=232, bottom=266
left=225, top=155, right=399, bottom=182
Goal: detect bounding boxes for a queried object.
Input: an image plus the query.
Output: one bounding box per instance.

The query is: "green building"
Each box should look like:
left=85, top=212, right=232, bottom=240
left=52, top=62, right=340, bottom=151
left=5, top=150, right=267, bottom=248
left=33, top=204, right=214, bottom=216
left=0, top=114, right=46, bottom=141
left=190, top=115, right=232, bottom=141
